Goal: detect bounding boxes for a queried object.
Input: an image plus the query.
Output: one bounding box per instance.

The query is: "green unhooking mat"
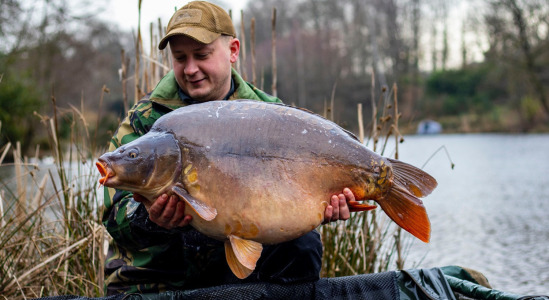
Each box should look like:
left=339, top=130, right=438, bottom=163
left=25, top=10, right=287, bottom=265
left=33, top=266, right=548, bottom=300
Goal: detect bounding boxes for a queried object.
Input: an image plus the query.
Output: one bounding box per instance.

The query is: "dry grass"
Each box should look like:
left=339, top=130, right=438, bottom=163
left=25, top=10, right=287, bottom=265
left=0, top=102, right=107, bottom=299
left=319, top=82, right=413, bottom=277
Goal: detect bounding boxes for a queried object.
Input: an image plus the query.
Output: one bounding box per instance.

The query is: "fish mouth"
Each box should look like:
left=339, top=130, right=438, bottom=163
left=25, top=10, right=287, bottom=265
left=96, top=160, right=114, bottom=185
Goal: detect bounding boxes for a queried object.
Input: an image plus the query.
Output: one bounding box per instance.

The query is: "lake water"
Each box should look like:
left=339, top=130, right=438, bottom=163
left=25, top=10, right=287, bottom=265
left=393, top=133, right=549, bottom=295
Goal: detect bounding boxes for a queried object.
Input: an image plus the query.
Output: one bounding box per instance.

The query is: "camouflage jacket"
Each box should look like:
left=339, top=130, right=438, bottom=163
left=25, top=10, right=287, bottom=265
left=102, top=69, right=322, bottom=295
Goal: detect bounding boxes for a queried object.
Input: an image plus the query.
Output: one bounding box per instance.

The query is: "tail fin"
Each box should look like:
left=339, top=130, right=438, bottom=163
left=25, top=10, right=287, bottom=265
left=387, top=158, right=437, bottom=197
left=378, top=185, right=431, bottom=242
left=378, top=159, right=438, bottom=243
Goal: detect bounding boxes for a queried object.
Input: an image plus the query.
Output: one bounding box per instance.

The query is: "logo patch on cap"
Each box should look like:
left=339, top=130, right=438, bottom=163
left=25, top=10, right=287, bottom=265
left=174, top=9, right=202, bottom=24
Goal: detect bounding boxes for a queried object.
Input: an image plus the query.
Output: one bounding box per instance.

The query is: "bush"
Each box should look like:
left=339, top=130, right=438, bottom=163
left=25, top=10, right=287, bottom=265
left=0, top=72, right=44, bottom=154
left=425, top=66, right=492, bottom=116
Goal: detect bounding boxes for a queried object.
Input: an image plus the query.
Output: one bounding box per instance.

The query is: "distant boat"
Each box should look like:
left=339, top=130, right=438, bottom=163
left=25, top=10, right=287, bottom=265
left=417, top=120, right=442, bottom=134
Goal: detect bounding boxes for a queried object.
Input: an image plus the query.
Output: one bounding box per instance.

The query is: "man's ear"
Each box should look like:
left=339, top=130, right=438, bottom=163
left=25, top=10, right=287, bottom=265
left=229, top=38, right=240, bottom=64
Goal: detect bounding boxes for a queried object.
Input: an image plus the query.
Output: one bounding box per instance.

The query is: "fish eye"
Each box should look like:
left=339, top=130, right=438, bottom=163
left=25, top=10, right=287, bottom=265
left=128, top=150, right=139, bottom=159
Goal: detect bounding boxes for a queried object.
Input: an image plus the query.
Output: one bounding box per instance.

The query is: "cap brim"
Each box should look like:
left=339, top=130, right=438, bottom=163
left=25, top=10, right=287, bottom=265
left=158, top=27, right=221, bottom=50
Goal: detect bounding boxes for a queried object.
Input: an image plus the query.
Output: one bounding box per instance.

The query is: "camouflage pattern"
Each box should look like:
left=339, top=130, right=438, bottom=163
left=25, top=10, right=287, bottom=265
left=102, top=69, right=285, bottom=294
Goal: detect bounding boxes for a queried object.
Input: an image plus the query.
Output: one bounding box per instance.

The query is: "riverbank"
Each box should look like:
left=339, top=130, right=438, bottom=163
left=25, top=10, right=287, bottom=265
left=401, top=111, right=549, bottom=135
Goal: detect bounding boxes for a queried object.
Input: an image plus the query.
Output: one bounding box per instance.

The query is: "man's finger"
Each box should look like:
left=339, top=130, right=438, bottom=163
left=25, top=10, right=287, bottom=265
left=177, top=215, right=193, bottom=227
left=330, top=194, right=340, bottom=221
left=170, top=200, right=187, bottom=227
left=323, top=205, right=333, bottom=225
left=343, top=188, right=355, bottom=201
left=339, top=189, right=352, bottom=220
left=149, top=194, right=169, bottom=220
left=160, top=195, right=178, bottom=221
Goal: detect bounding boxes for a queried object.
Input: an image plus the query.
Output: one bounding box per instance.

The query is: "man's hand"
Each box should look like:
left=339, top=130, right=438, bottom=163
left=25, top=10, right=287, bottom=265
left=323, top=188, right=353, bottom=224
left=134, top=193, right=192, bottom=229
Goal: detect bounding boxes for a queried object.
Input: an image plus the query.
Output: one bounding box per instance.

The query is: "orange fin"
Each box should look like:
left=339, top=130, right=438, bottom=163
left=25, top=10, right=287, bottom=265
left=348, top=200, right=377, bottom=212
left=225, top=241, right=253, bottom=279
left=387, top=158, right=437, bottom=198
left=378, top=184, right=431, bottom=243
left=172, top=185, right=217, bottom=221
left=225, top=236, right=263, bottom=279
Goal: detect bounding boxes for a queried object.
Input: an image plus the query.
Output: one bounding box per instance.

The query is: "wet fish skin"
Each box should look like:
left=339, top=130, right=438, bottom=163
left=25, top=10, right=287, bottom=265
left=97, top=100, right=437, bottom=279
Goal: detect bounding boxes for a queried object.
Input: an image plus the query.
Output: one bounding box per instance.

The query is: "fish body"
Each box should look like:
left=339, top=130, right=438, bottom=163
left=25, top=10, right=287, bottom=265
left=97, top=100, right=437, bottom=279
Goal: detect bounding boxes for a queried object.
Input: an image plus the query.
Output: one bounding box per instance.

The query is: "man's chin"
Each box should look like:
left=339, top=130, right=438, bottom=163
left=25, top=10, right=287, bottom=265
left=186, top=89, right=212, bottom=102
left=190, top=95, right=212, bottom=102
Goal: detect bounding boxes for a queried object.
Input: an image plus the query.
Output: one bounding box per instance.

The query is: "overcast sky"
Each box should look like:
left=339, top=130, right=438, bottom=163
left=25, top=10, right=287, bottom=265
left=101, top=0, right=249, bottom=32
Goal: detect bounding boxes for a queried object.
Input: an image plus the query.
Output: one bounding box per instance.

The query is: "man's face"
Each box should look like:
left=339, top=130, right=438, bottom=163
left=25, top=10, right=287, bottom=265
left=169, top=35, right=239, bottom=102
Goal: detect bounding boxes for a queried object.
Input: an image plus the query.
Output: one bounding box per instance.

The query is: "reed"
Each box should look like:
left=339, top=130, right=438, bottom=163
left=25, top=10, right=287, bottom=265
left=319, top=83, right=413, bottom=277
left=0, top=98, right=107, bottom=298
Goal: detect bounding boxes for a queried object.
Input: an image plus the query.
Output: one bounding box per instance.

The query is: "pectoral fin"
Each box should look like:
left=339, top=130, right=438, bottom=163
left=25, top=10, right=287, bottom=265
left=225, top=235, right=263, bottom=279
left=172, top=185, right=217, bottom=221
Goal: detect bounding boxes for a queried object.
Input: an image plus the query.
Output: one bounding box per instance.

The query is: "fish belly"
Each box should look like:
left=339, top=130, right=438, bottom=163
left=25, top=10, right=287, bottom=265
left=183, top=146, right=371, bottom=245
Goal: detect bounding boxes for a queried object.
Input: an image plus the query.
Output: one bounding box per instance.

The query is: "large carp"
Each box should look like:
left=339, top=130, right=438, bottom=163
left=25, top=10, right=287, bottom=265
left=96, top=100, right=437, bottom=279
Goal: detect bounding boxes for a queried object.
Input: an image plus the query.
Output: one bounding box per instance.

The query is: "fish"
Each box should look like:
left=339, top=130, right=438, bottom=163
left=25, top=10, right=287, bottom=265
left=96, top=100, right=437, bottom=279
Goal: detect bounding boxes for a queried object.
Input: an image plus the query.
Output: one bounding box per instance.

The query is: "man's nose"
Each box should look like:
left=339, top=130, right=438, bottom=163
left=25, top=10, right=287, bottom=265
left=184, top=58, right=199, bottom=75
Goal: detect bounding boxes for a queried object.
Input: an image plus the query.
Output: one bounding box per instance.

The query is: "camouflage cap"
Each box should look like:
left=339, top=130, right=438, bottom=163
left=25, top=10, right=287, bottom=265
left=158, top=1, right=236, bottom=50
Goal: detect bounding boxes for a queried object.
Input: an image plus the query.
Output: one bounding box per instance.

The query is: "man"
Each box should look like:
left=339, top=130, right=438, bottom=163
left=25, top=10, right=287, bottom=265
left=102, top=1, right=354, bottom=295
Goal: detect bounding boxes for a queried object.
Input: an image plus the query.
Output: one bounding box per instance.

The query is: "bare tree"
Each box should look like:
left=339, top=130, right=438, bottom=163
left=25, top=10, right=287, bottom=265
left=485, top=0, right=549, bottom=117
left=1, top=0, right=132, bottom=153
left=505, top=0, right=549, bottom=116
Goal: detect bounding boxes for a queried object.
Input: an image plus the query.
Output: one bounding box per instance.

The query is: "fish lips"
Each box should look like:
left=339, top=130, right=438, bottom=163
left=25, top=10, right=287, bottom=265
left=96, top=159, right=115, bottom=186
